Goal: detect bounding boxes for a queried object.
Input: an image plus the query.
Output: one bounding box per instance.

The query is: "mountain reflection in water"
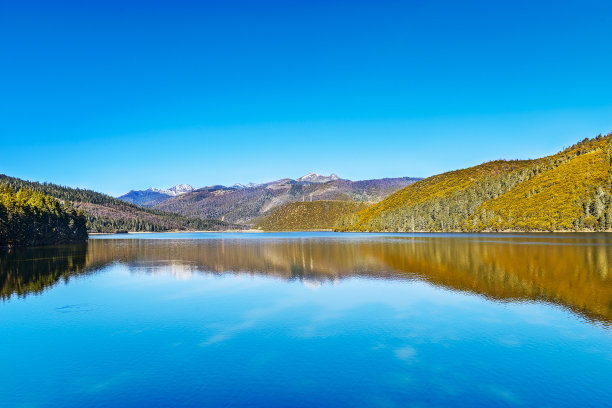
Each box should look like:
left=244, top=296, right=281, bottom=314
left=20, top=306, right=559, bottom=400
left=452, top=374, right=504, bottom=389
left=1, top=234, right=611, bottom=325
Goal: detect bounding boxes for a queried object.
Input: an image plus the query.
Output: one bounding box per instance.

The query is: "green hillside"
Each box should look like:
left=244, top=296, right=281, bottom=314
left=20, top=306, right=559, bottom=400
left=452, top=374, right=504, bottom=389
left=336, top=134, right=612, bottom=232
left=0, top=186, right=88, bottom=246
left=256, top=200, right=368, bottom=231
left=0, top=175, right=235, bottom=233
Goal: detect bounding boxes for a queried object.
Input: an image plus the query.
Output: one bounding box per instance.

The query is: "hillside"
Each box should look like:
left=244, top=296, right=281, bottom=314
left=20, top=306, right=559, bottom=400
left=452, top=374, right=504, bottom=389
left=0, top=186, right=88, bottom=246
left=255, top=200, right=368, bottom=231
left=336, top=134, right=612, bottom=232
left=153, top=175, right=420, bottom=225
left=0, top=175, right=236, bottom=233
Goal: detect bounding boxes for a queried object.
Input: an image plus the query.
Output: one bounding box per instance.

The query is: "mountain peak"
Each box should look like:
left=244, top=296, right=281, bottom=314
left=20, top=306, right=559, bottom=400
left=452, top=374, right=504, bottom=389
left=166, top=184, right=194, bottom=195
left=297, top=173, right=340, bottom=183
left=232, top=182, right=257, bottom=189
left=149, top=185, right=192, bottom=196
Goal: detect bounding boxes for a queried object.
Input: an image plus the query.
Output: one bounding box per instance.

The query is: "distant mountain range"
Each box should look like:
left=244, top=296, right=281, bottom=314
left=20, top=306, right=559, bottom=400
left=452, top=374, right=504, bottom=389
left=119, top=173, right=344, bottom=207
left=119, top=173, right=421, bottom=225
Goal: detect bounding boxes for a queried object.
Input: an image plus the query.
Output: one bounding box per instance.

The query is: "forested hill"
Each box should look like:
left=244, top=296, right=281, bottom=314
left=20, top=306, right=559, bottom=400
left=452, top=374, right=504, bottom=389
left=336, top=133, right=612, bottom=232
left=0, top=186, right=88, bottom=246
left=255, top=201, right=369, bottom=231
left=0, top=175, right=236, bottom=233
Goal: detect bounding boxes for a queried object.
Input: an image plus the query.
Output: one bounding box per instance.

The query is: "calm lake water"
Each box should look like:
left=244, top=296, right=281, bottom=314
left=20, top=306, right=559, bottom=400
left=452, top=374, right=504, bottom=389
left=1, top=232, right=612, bottom=407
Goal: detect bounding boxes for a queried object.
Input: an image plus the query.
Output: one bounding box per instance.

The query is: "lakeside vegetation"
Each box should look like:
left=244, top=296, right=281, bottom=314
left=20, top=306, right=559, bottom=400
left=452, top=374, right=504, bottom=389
left=336, top=133, right=612, bottom=232
left=0, top=186, right=88, bottom=246
left=255, top=200, right=368, bottom=231
left=0, top=175, right=237, bottom=233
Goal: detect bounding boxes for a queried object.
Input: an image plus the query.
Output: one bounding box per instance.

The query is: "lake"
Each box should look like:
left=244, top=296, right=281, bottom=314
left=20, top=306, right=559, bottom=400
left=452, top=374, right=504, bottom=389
left=1, top=232, right=611, bottom=407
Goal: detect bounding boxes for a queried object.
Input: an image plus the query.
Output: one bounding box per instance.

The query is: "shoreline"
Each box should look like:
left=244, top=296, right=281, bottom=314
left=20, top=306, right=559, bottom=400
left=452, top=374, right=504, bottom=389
left=88, top=229, right=265, bottom=235
left=88, top=229, right=612, bottom=235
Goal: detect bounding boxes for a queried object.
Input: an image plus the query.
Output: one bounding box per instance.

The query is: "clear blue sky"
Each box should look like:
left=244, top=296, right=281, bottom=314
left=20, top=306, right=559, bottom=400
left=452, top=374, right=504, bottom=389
left=1, top=0, right=611, bottom=196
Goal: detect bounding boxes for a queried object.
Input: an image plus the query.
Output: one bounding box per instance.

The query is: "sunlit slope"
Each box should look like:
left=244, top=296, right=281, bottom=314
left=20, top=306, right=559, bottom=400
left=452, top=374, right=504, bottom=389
left=467, top=150, right=611, bottom=231
left=337, top=134, right=612, bottom=232
left=255, top=200, right=368, bottom=231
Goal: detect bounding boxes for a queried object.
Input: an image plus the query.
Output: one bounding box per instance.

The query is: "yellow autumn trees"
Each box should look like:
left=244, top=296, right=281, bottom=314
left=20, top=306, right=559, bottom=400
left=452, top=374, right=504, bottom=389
left=336, top=133, right=612, bottom=232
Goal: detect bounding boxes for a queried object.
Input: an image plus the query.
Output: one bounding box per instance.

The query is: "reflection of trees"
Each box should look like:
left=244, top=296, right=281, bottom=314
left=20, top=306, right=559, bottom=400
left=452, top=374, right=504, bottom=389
left=366, top=237, right=612, bottom=324
left=0, top=244, right=91, bottom=299
left=2, top=236, right=611, bottom=324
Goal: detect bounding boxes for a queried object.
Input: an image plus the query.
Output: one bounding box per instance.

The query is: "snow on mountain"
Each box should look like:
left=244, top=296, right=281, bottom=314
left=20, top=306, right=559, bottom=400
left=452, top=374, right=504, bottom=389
left=150, top=184, right=194, bottom=196
left=296, top=173, right=340, bottom=183
left=118, top=184, right=195, bottom=207
left=167, top=184, right=194, bottom=195
left=232, top=183, right=257, bottom=189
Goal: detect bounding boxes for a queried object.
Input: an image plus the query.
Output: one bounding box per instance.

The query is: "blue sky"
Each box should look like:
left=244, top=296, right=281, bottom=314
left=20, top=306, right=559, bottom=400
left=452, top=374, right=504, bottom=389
left=1, top=0, right=611, bottom=196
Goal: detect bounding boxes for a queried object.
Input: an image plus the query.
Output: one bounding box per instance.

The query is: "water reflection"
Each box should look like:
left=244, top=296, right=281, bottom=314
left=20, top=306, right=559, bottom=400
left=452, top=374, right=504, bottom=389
left=0, top=244, right=90, bottom=299
left=1, top=234, right=611, bottom=324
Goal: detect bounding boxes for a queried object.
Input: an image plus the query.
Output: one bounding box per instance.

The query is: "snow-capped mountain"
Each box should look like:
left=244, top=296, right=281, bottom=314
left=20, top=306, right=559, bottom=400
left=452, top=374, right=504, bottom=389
left=150, top=184, right=194, bottom=196
left=232, top=183, right=257, bottom=189
left=118, top=184, right=194, bottom=207
left=296, top=173, right=340, bottom=183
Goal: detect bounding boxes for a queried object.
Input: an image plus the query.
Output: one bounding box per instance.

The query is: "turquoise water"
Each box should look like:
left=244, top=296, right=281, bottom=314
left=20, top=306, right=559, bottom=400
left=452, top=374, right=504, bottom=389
left=1, top=232, right=611, bottom=407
